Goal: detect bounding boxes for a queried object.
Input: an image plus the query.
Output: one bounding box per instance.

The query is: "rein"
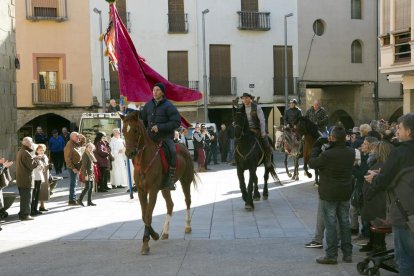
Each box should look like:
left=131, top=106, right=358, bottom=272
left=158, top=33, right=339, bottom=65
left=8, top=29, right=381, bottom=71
left=235, top=138, right=264, bottom=165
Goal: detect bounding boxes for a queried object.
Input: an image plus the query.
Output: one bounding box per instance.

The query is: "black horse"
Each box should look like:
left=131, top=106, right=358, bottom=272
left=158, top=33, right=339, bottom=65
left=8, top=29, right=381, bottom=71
left=295, top=116, right=321, bottom=184
left=233, top=108, right=280, bottom=210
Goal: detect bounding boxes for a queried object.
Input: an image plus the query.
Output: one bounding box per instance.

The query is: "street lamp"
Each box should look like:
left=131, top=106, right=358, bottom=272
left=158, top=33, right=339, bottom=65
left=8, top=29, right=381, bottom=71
left=202, top=9, right=210, bottom=122
left=93, top=8, right=106, bottom=111
left=284, top=13, right=293, bottom=110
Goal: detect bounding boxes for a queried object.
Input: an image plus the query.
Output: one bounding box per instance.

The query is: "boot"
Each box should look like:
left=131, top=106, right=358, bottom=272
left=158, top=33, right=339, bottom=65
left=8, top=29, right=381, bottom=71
left=77, top=189, right=87, bottom=207
left=87, top=185, right=95, bottom=206
left=261, top=136, right=273, bottom=168
left=163, top=166, right=176, bottom=191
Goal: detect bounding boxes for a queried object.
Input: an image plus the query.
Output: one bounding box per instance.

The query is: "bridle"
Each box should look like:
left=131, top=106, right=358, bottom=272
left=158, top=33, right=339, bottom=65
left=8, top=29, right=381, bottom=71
left=233, top=112, right=246, bottom=140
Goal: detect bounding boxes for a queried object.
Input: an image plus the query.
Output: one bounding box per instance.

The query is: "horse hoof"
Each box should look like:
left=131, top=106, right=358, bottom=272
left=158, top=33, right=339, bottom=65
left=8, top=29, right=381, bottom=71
left=294, top=176, right=299, bottom=181
left=161, top=233, right=169, bottom=240
left=141, top=245, right=150, bottom=255
left=307, top=173, right=313, bottom=178
left=150, top=232, right=160, bottom=241
left=263, top=196, right=268, bottom=200
left=185, top=226, right=192, bottom=234
left=244, top=204, right=253, bottom=211
left=287, top=173, right=292, bottom=178
left=253, top=197, right=261, bottom=201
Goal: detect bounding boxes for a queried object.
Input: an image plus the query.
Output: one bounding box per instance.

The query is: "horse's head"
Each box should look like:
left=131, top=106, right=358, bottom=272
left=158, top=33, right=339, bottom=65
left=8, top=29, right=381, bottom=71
left=233, top=108, right=248, bottom=140
left=120, top=111, right=146, bottom=159
left=295, top=116, right=319, bottom=138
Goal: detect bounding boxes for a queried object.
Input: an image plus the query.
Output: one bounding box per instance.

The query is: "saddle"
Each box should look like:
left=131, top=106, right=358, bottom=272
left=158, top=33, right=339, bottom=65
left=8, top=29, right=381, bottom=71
left=159, top=143, right=180, bottom=174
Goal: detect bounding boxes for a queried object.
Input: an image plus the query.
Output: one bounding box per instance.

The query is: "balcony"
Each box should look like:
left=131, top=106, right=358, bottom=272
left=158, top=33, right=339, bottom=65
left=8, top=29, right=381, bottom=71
left=394, top=32, right=411, bottom=63
left=209, top=77, right=237, bottom=96
left=32, top=83, right=72, bottom=106
left=237, top=11, right=271, bottom=31
left=26, top=0, right=68, bottom=22
left=168, top=13, right=188, bottom=33
left=273, top=77, right=296, bottom=96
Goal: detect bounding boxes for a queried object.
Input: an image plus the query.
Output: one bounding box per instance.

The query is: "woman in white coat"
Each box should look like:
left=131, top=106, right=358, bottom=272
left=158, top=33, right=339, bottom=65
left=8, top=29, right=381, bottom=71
left=109, top=128, right=128, bottom=189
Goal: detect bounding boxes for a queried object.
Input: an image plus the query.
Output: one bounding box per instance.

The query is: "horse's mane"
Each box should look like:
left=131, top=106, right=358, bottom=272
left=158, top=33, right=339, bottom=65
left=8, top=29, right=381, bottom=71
left=297, top=116, right=320, bottom=139
left=125, top=110, right=148, bottom=137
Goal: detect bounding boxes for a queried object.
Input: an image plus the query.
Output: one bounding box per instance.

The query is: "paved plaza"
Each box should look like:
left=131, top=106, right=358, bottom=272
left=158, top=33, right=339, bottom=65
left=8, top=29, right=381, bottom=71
left=0, top=153, right=395, bottom=275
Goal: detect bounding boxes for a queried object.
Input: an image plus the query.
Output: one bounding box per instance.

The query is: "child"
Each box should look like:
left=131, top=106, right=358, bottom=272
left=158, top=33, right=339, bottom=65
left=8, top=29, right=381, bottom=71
left=78, top=143, right=97, bottom=206
left=31, top=144, right=48, bottom=216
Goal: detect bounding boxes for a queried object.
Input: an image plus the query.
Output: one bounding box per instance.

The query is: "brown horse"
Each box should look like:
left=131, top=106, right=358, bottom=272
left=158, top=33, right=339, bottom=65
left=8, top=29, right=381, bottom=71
left=121, top=111, right=199, bottom=255
left=295, top=116, right=320, bottom=184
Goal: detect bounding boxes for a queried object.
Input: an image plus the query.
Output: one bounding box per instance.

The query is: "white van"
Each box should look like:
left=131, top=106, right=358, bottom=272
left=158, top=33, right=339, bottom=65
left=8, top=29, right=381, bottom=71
left=185, top=123, right=217, bottom=155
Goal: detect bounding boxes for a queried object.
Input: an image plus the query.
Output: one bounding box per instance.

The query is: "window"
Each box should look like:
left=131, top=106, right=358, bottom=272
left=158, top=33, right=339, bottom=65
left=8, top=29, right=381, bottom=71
left=351, top=40, right=362, bottom=63
left=273, top=46, right=293, bottom=95
left=26, top=0, right=68, bottom=21
left=168, top=0, right=187, bottom=33
left=168, top=51, right=189, bottom=87
left=241, top=0, right=258, bottom=11
left=36, top=57, right=60, bottom=102
left=394, top=32, right=411, bottom=62
left=351, top=0, right=362, bottom=19
left=210, top=45, right=232, bottom=96
left=313, top=19, right=325, bottom=36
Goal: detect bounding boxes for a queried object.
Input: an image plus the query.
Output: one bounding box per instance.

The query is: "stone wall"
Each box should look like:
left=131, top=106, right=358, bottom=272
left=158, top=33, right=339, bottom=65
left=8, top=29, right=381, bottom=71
left=0, top=0, right=17, bottom=160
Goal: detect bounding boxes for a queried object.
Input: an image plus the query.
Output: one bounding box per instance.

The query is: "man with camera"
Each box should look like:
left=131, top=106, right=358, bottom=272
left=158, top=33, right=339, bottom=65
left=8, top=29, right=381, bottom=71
left=309, top=125, right=355, bottom=265
left=365, top=113, right=414, bottom=275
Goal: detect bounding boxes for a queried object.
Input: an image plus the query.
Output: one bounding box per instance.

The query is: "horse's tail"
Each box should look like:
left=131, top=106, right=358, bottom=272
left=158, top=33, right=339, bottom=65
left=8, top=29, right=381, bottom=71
left=192, top=170, right=201, bottom=189
left=178, top=144, right=200, bottom=189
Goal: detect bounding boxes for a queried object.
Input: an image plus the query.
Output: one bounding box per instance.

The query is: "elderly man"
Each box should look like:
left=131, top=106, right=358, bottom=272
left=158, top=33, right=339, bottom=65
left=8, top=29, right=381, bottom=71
left=305, top=99, right=329, bottom=134
left=107, top=99, right=120, bottom=113
left=365, top=113, right=414, bottom=275
left=239, top=92, right=272, bottom=168
left=64, top=132, right=86, bottom=205
left=309, top=125, right=355, bottom=265
left=140, top=83, right=181, bottom=190
left=16, top=137, right=41, bottom=220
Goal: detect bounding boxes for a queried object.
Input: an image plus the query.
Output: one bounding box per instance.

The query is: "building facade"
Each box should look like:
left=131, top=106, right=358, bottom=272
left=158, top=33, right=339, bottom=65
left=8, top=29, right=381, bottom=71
left=121, top=0, right=401, bottom=134
left=0, top=0, right=18, bottom=160
left=15, top=0, right=110, bottom=138
left=379, top=0, right=414, bottom=114
left=298, top=0, right=402, bottom=128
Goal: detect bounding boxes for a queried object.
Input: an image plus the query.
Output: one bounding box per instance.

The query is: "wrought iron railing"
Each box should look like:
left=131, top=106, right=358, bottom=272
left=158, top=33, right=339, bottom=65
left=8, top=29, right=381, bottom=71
left=26, top=0, right=68, bottom=21
left=237, top=11, right=271, bottom=31
left=32, top=83, right=72, bottom=105
left=167, top=13, right=188, bottom=33
left=209, top=77, right=237, bottom=96
left=170, top=80, right=200, bottom=90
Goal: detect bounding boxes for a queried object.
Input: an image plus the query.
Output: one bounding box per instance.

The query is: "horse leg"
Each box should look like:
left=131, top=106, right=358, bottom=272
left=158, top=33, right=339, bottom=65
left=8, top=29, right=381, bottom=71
left=160, top=190, right=174, bottom=240
left=181, top=178, right=192, bottom=234
left=237, top=166, right=247, bottom=203
left=315, top=169, right=319, bottom=185
left=253, top=173, right=260, bottom=201
left=303, top=162, right=313, bottom=178
left=245, top=169, right=255, bottom=210
left=141, top=189, right=160, bottom=255
left=284, top=154, right=292, bottom=178
left=263, top=168, right=269, bottom=200
left=293, top=157, right=299, bottom=181
left=137, top=187, right=148, bottom=225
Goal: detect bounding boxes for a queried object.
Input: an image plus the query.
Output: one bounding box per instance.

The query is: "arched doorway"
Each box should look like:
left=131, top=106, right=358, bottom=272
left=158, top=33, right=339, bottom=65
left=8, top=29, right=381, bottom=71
left=389, top=107, right=403, bottom=123
left=329, top=110, right=355, bottom=130
left=18, top=113, right=71, bottom=142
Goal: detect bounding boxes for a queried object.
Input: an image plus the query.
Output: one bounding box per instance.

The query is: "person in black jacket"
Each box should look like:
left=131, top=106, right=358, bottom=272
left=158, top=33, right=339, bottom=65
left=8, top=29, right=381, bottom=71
left=309, top=125, right=355, bottom=265
left=140, top=83, right=181, bottom=190
left=283, top=99, right=302, bottom=128
left=365, top=113, right=414, bottom=275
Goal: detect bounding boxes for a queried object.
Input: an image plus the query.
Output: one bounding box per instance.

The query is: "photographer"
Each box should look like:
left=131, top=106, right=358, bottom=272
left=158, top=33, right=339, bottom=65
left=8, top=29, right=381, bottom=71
left=206, top=126, right=218, bottom=167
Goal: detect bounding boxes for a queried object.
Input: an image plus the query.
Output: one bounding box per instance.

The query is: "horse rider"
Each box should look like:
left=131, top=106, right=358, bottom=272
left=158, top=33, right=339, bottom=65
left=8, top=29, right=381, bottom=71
left=239, top=92, right=272, bottom=168
left=305, top=99, right=329, bottom=137
left=283, top=98, right=302, bottom=129
left=140, top=83, right=181, bottom=191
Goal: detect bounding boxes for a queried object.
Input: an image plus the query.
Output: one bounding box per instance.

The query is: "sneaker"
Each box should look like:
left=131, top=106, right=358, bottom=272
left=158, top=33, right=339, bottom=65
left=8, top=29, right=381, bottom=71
left=353, top=235, right=369, bottom=246
left=305, top=241, right=323, bottom=248
left=316, top=256, right=337, bottom=265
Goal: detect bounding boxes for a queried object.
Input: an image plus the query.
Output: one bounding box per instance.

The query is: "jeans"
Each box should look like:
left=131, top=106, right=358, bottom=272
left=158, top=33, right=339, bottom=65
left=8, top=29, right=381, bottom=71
left=69, top=169, right=78, bottom=201
left=320, top=200, right=352, bottom=259
left=314, top=199, right=325, bottom=243
left=228, top=139, right=235, bottom=161
left=18, top=187, right=32, bottom=217
left=393, top=225, right=414, bottom=275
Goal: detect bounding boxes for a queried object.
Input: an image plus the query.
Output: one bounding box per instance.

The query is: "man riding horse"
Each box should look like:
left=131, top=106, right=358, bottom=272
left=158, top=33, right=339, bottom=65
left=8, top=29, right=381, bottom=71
left=239, top=92, right=272, bottom=168
left=140, top=82, right=180, bottom=191
left=284, top=98, right=302, bottom=130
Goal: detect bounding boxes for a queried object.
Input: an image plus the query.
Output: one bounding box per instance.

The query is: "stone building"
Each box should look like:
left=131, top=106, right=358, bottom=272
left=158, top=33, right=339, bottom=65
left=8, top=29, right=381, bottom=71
left=0, top=0, right=17, bottom=160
